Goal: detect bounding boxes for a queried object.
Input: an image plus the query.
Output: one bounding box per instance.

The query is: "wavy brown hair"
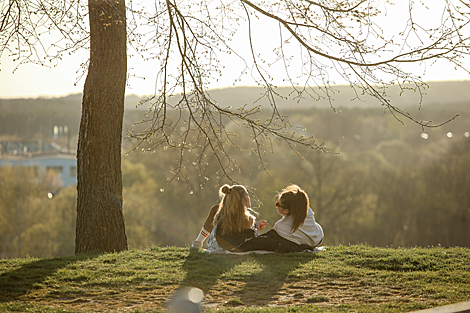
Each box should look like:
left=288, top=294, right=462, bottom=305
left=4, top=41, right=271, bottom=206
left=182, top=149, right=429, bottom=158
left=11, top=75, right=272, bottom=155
left=213, top=184, right=255, bottom=235
left=277, top=184, right=309, bottom=232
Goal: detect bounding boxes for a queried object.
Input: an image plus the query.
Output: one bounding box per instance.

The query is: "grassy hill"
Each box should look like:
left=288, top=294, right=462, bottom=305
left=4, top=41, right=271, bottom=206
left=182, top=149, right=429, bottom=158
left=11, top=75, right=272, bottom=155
left=1, top=245, right=469, bottom=312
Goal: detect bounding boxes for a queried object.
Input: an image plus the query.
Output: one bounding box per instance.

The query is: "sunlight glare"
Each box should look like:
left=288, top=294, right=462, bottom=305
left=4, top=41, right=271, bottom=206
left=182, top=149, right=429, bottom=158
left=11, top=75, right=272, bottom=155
left=187, top=288, right=204, bottom=303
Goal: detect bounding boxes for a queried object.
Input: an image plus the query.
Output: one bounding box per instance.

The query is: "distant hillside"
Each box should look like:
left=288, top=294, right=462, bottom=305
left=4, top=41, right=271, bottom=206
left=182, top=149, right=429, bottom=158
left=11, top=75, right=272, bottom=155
left=200, top=80, right=470, bottom=110
left=123, top=80, right=470, bottom=113
left=0, top=94, right=82, bottom=140
left=2, top=80, right=469, bottom=110
left=1, top=80, right=468, bottom=140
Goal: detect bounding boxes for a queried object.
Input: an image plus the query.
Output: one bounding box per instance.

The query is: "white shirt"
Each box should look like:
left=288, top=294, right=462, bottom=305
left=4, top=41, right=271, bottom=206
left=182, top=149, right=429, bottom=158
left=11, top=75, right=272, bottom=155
left=273, top=207, right=324, bottom=246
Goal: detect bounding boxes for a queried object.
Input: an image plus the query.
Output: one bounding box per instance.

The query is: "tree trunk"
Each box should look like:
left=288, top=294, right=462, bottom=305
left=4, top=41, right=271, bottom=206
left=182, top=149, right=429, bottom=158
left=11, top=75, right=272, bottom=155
left=75, top=0, right=128, bottom=254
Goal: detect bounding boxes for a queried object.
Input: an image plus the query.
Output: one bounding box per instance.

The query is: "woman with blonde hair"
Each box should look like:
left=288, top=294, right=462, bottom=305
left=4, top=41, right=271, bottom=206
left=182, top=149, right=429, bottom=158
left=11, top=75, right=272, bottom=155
left=192, top=184, right=267, bottom=252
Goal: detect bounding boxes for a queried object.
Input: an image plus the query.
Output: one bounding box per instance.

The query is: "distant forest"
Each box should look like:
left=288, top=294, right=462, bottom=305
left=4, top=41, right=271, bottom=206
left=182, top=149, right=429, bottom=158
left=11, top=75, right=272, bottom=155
left=1, top=81, right=469, bottom=258
left=133, top=80, right=470, bottom=109
left=1, top=80, right=470, bottom=142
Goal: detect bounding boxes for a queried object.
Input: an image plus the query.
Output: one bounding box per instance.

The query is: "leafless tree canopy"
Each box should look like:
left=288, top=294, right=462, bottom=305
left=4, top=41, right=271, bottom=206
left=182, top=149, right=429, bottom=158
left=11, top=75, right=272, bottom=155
left=2, top=0, right=469, bottom=184
left=0, top=1, right=88, bottom=74
left=124, top=0, right=469, bottom=184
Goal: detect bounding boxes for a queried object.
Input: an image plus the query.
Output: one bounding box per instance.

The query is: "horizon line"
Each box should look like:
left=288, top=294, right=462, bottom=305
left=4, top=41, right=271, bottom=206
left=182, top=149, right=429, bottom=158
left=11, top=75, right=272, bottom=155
left=1, top=79, right=469, bottom=100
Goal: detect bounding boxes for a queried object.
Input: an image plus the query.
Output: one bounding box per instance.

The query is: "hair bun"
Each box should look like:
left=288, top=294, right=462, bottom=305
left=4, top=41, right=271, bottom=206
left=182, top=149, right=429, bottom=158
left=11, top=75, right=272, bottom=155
left=221, top=185, right=231, bottom=195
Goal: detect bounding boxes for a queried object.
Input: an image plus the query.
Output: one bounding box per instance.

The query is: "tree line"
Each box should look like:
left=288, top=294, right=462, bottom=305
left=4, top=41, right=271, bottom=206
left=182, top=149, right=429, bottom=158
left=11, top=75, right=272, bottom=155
left=2, top=81, right=468, bottom=154
left=1, top=102, right=469, bottom=258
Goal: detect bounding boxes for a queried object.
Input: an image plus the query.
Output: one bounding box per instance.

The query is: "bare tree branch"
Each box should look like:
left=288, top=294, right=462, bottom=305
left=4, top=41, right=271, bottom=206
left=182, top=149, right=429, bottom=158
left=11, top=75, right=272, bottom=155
left=3, top=0, right=469, bottom=190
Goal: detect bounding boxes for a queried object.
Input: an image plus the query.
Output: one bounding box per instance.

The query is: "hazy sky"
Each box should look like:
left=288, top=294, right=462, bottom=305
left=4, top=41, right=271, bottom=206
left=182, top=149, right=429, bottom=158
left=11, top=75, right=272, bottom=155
left=1, top=1, right=469, bottom=99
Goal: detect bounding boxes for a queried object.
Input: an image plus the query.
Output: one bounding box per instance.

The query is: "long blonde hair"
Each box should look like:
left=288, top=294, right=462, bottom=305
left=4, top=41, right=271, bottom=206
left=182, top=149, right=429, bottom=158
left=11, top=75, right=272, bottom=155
left=213, top=184, right=255, bottom=235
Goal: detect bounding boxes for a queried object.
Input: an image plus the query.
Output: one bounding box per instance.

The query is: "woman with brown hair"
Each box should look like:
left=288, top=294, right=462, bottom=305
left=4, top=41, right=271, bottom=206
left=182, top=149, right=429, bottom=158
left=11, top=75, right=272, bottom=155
left=272, top=184, right=324, bottom=247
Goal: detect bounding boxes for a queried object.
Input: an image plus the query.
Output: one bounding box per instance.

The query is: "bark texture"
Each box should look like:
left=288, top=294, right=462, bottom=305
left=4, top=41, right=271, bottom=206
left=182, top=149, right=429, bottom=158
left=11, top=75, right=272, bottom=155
left=75, top=0, right=128, bottom=254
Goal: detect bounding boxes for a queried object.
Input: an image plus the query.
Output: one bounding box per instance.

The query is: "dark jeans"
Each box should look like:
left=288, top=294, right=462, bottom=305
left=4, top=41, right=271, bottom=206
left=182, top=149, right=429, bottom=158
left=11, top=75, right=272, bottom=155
left=236, top=229, right=315, bottom=253
left=216, top=227, right=257, bottom=251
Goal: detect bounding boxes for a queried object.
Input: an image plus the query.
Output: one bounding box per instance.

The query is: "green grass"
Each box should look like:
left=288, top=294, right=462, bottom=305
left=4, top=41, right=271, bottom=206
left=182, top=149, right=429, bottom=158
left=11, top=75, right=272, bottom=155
left=0, top=245, right=469, bottom=312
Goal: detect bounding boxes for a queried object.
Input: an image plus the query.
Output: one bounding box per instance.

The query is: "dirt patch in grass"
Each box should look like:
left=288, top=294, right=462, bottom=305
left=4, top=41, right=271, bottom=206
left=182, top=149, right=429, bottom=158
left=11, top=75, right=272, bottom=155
left=10, top=277, right=444, bottom=312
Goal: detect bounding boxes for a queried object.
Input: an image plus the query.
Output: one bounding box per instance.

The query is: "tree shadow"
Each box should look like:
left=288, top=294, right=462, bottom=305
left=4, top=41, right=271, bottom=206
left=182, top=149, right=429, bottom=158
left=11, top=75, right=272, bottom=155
left=0, top=253, right=99, bottom=302
left=181, top=249, right=243, bottom=292
left=181, top=249, right=317, bottom=307
left=232, top=252, right=317, bottom=306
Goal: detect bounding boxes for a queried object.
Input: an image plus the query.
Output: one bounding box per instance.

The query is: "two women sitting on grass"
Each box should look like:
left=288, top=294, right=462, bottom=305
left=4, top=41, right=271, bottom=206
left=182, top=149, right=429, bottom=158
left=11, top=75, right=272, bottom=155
left=191, top=184, right=323, bottom=253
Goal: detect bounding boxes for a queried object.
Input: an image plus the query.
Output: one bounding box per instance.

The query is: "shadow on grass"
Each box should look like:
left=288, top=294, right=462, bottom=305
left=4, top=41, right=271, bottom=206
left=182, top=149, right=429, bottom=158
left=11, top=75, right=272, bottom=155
left=181, top=249, right=317, bottom=306
left=0, top=253, right=99, bottom=302
left=181, top=249, right=242, bottom=292
left=234, top=253, right=317, bottom=306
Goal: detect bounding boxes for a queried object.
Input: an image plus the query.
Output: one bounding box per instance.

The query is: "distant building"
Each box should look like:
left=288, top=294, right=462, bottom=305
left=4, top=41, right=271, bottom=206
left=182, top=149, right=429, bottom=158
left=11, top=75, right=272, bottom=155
left=0, top=153, right=77, bottom=187
left=0, top=140, right=68, bottom=156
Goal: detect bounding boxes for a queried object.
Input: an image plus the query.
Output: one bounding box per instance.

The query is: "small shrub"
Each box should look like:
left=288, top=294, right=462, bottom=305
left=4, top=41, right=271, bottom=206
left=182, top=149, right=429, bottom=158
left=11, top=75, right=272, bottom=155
left=224, top=298, right=244, bottom=306
left=306, top=295, right=329, bottom=303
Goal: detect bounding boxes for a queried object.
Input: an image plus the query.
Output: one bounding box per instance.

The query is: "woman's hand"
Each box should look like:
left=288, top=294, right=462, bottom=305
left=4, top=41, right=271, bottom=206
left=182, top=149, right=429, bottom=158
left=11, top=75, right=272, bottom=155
left=256, top=220, right=268, bottom=230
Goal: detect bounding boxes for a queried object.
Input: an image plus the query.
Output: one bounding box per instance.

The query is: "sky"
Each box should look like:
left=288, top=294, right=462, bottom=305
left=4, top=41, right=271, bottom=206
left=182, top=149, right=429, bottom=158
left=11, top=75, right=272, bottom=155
left=1, top=1, right=469, bottom=99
